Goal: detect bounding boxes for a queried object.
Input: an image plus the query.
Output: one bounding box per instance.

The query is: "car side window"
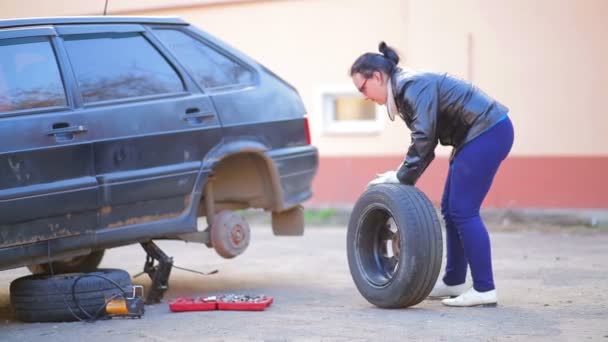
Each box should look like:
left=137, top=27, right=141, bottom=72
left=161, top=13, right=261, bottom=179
left=0, top=37, right=67, bottom=113
left=152, top=29, right=254, bottom=90
left=62, top=32, right=184, bottom=104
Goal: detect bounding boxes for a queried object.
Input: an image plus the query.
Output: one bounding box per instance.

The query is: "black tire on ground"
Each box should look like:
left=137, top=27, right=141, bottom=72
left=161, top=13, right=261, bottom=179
left=27, top=250, right=105, bottom=275
left=347, top=183, right=443, bottom=308
left=10, top=268, right=132, bottom=322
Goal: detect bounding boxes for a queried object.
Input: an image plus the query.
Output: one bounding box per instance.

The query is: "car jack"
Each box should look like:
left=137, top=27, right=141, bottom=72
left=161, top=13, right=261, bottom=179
left=140, top=241, right=173, bottom=304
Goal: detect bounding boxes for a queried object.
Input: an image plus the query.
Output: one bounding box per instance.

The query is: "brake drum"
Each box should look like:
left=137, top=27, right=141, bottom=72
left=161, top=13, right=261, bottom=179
left=210, top=210, right=251, bottom=258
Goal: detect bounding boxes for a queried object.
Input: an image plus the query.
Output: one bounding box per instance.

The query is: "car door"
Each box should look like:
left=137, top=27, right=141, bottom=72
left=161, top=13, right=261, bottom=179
left=56, top=24, right=223, bottom=229
left=0, top=26, right=98, bottom=248
left=151, top=27, right=314, bottom=210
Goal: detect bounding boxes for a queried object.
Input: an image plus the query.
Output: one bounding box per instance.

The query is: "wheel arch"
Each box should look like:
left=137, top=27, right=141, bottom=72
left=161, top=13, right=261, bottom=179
left=198, top=139, right=285, bottom=217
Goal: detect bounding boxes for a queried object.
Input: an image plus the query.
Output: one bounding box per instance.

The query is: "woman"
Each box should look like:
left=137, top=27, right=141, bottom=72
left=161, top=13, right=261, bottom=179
left=352, top=42, right=514, bottom=307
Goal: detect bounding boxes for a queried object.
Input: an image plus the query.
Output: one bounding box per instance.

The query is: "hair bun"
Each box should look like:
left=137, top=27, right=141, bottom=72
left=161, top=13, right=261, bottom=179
left=378, top=41, right=388, bottom=55
left=349, top=42, right=400, bottom=77
left=378, top=41, right=400, bottom=65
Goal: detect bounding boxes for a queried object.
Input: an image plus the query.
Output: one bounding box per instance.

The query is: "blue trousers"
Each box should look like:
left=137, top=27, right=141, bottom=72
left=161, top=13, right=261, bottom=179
left=441, top=116, right=514, bottom=292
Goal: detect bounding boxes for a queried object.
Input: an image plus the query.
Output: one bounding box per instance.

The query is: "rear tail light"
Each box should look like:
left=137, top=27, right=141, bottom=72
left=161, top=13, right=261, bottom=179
left=304, top=116, right=311, bottom=145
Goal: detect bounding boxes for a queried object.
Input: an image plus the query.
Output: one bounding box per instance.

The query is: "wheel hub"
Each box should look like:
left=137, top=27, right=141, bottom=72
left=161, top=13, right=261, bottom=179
left=211, top=210, right=251, bottom=259
left=230, top=225, right=245, bottom=245
left=355, top=208, right=403, bottom=288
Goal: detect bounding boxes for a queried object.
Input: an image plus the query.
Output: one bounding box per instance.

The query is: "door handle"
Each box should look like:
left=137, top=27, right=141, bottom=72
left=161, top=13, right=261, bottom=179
left=182, top=113, right=215, bottom=120
left=181, top=108, right=215, bottom=123
left=47, top=124, right=87, bottom=136
left=185, top=107, right=200, bottom=114
left=47, top=123, right=87, bottom=142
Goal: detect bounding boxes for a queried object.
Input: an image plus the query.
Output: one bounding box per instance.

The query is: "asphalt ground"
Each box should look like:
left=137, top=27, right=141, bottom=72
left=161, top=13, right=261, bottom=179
left=1, top=222, right=607, bottom=341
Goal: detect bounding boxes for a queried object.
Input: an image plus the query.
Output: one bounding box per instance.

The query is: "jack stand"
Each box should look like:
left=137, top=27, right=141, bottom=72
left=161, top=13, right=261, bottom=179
left=140, top=241, right=173, bottom=304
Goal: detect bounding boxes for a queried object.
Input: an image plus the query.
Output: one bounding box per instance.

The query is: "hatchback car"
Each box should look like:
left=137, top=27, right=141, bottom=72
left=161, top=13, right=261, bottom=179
left=0, top=16, right=318, bottom=274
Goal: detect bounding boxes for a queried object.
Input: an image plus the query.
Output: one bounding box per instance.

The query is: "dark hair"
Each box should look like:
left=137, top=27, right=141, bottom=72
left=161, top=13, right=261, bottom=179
left=350, top=41, right=400, bottom=78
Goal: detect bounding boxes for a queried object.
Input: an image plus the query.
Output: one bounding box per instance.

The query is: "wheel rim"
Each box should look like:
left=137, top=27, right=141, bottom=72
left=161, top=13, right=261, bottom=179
left=356, top=205, right=401, bottom=288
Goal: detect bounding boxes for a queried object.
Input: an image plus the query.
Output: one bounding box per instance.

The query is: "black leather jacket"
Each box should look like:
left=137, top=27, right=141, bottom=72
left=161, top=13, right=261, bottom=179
left=392, top=68, right=508, bottom=185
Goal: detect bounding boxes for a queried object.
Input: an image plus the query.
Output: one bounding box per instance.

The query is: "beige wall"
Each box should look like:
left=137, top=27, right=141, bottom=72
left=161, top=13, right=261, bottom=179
left=0, top=0, right=260, bottom=17
left=1, top=0, right=606, bottom=157
left=0, top=0, right=107, bottom=17
left=407, top=0, right=608, bottom=156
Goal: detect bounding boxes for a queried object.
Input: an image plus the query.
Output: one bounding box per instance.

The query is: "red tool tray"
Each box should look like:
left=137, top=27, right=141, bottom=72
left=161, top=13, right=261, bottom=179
left=168, top=297, right=217, bottom=312
left=216, top=295, right=273, bottom=311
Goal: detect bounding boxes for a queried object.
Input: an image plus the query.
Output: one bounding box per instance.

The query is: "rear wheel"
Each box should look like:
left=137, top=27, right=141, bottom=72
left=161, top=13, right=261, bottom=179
left=28, top=250, right=105, bottom=275
left=347, top=184, right=443, bottom=308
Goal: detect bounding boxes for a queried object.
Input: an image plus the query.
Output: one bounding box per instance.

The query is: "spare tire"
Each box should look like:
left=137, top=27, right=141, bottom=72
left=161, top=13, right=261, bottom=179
left=10, top=268, right=132, bottom=322
left=347, top=183, right=443, bottom=308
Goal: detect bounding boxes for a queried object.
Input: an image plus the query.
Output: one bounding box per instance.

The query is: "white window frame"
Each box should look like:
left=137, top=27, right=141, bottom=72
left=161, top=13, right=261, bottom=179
left=316, top=85, right=384, bottom=134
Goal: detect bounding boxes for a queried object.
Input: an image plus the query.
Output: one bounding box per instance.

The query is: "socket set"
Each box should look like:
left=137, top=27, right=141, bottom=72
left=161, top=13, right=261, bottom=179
left=169, top=294, right=273, bottom=312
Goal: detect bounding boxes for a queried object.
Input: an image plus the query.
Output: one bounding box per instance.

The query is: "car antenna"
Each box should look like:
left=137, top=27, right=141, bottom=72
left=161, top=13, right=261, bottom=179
left=103, top=0, right=109, bottom=16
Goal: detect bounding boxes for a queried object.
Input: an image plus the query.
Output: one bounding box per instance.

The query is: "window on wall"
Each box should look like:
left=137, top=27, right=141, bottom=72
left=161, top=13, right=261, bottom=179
left=62, top=33, right=184, bottom=103
left=0, top=37, right=66, bottom=113
left=320, top=88, right=382, bottom=133
left=152, top=28, right=255, bottom=90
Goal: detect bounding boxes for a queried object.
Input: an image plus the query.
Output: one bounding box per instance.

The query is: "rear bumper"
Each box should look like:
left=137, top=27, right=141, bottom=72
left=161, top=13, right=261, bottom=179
left=267, top=145, right=318, bottom=211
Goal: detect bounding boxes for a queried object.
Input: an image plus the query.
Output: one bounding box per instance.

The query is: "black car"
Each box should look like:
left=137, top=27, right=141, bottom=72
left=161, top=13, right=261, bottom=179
left=0, top=16, right=318, bottom=274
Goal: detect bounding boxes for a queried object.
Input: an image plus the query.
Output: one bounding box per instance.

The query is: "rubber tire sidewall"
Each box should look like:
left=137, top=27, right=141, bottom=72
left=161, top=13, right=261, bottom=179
left=10, top=268, right=132, bottom=322
left=347, top=183, right=443, bottom=308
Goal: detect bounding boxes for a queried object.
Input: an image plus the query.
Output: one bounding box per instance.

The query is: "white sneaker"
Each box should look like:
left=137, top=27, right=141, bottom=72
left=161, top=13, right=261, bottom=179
left=441, top=288, right=498, bottom=307
left=428, top=280, right=468, bottom=298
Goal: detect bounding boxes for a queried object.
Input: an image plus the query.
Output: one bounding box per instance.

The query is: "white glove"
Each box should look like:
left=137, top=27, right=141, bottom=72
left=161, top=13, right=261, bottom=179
left=367, top=170, right=400, bottom=186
